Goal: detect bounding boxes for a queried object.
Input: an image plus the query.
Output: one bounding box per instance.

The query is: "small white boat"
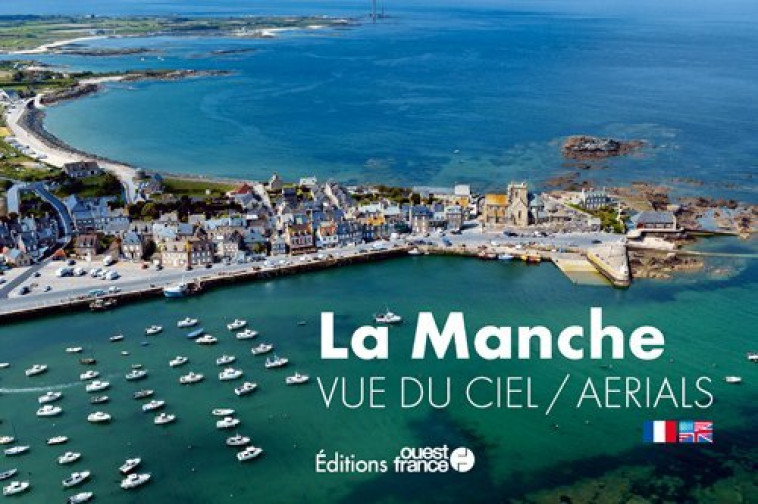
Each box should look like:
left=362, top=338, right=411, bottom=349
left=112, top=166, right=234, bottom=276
left=227, top=319, right=247, bottom=331
left=90, top=395, right=109, bottom=405
left=179, top=372, right=204, bottom=385
left=66, top=347, right=83, bottom=354
left=177, top=317, right=198, bottom=328
left=725, top=376, right=742, bottom=384
left=408, top=248, right=422, bottom=256
left=133, top=389, right=153, bottom=400
left=38, top=391, right=63, bottom=404
left=212, top=408, right=235, bottom=417
left=142, top=400, right=165, bottom=412
left=109, top=334, right=124, bottom=342
left=144, top=325, right=163, bottom=335
left=234, top=382, right=257, bottom=397
left=169, top=356, right=188, bottom=368
left=0, top=363, right=9, bottom=369
left=120, top=472, right=151, bottom=490
left=37, top=405, right=63, bottom=417
left=0, top=437, right=14, bottom=445
left=25, top=364, right=48, bottom=377
left=196, top=335, right=218, bottom=345
left=218, top=368, right=243, bottom=381
left=87, top=411, right=111, bottom=423
left=236, top=329, right=258, bottom=340
left=80, top=370, right=99, bottom=381
left=62, top=471, right=90, bottom=488
left=747, top=352, right=758, bottom=363
left=68, top=491, right=94, bottom=503
left=154, top=413, right=176, bottom=425
left=264, top=355, right=289, bottom=369
left=0, top=469, right=17, bottom=481
left=216, top=417, right=240, bottom=429
left=3, top=446, right=29, bottom=456
left=236, top=445, right=263, bottom=462
left=119, top=458, right=141, bottom=475
left=498, top=253, right=515, bottom=261
left=285, top=372, right=310, bottom=385
left=226, top=434, right=250, bottom=446
left=85, top=380, right=110, bottom=393
left=58, top=451, right=81, bottom=464
left=2, top=481, right=30, bottom=496
left=125, top=369, right=148, bottom=381
left=216, top=355, right=236, bottom=366
left=251, top=343, right=274, bottom=356
left=47, top=436, right=68, bottom=445
left=374, top=308, right=402, bottom=324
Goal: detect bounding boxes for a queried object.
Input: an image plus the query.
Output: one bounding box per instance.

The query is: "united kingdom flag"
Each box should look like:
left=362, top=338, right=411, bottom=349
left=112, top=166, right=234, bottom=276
left=678, top=420, right=713, bottom=443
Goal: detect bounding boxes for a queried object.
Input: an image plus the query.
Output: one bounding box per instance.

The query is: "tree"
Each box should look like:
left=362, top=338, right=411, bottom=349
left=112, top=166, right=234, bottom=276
left=141, top=202, right=159, bottom=220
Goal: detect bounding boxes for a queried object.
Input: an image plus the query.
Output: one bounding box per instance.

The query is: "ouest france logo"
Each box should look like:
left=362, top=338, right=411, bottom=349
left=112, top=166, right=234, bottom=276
left=315, top=445, right=476, bottom=474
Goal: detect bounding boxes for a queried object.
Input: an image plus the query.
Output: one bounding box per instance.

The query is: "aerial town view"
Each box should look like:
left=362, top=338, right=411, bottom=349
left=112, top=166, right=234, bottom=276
left=0, top=1, right=756, bottom=503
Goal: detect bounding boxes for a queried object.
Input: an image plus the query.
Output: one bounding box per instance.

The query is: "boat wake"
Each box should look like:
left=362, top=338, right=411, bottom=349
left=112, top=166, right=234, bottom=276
left=0, top=382, right=82, bottom=394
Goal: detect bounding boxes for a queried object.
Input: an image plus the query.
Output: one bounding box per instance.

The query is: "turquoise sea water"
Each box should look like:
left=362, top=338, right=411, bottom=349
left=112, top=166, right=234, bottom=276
left=1, top=247, right=756, bottom=503
left=21, top=0, right=757, bottom=199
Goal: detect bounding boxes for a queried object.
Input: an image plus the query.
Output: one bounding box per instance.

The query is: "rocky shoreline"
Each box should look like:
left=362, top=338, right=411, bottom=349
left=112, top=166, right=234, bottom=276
left=562, top=135, right=645, bottom=161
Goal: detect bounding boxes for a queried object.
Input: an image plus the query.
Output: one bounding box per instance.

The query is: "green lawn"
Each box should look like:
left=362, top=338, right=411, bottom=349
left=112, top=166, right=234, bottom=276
left=162, top=177, right=236, bottom=198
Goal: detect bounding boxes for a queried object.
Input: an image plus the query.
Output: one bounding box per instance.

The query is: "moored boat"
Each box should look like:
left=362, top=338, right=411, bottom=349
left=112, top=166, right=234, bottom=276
left=87, top=411, right=111, bottom=423
left=497, top=253, right=514, bottom=261
left=133, top=389, right=153, bottom=400
left=80, top=370, right=99, bottom=381
left=164, top=282, right=189, bottom=298
left=747, top=352, right=758, bottom=363
left=2, top=481, right=30, bottom=496
left=142, top=400, right=165, bottom=413
left=285, top=372, right=310, bottom=385
left=66, top=347, right=83, bottom=354
left=216, top=355, right=236, bottom=366
left=125, top=369, right=148, bottom=381
left=226, top=319, right=247, bottom=331
left=62, top=471, right=90, bottom=488
left=169, top=356, right=189, bottom=367
left=218, top=368, right=243, bottom=381
left=234, top=382, right=257, bottom=397
left=226, top=434, right=250, bottom=447
left=38, top=391, right=62, bottom=404
left=179, top=372, right=204, bottom=385
left=0, top=469, right=17, bottom=481
left=153, top=413, right=176, bottom=425
left=90, top=395, right=109, bottom=405
left=119, top=458, right=141, bottom=475
left=79, top=358, right=97, bottom=365
left=236, top=329, right=258, bottom=340
left=3, top=446, right=29, bottom=457
left=0, top=437, right=13, bottom=445
left=251, top=343, right=274, bottom=356
left=725, top=376, right=742, bottom=384
left=408, top=248, right=422, bottom=256
left=68, top=491, right=94, bottom=503
left=196, top=335, right=218, bottom=345
left=216, top=417, right=240, bottom=429
left=25, top=364, right=48, bottom=377
left=85, top=380, right=110, bottom=393
left=236, top=445, right=263, bottom=462
left=58, top=451, right=81, bottom=465
left=120, top=472, right=151, bottom=490
left=264, top=355, right=289, bottom=369
left=186, top=328, right=204, bottom=339
left=177, top=317, right=198, bottom=328
left=144, top=325, right=162, bottom=336
left=211, top=408, right=235, bottom=417
left=47, top=436, right=68, bottom=445
left=373, top=308, right=402, bottom=324
left=36, top=405, right=63, bottom=417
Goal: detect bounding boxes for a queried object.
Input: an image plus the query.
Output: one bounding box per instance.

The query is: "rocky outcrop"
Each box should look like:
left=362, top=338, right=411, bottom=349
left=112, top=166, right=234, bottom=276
left=562, top=135, right=644, bottom=160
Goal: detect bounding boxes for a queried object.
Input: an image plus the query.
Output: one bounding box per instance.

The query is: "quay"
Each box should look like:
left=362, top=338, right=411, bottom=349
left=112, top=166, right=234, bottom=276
left=0, top=247, right=410, bottom=323
left=586, top=243, right=631, bottom=288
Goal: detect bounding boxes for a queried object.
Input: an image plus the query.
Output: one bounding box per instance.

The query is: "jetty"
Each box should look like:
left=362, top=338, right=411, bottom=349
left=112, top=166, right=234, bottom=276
left=586, top=243, right=631, bottom=288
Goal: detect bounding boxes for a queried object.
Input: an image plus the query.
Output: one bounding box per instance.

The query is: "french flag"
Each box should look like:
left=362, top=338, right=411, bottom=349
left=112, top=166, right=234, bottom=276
left=643, top=420, right=677, bottom=443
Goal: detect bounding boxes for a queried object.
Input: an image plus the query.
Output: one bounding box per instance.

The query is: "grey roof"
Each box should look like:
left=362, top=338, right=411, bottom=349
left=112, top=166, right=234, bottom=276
left=636, top=211, right=676, bottom=225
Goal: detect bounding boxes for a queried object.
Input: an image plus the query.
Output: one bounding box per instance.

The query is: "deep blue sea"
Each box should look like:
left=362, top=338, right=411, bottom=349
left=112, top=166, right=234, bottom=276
left=6, top=0, right=754, bottom=199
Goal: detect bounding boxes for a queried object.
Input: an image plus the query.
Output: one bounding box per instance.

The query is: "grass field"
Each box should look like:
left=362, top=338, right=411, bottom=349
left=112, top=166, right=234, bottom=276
left=162, top=177, right=236, bottom=198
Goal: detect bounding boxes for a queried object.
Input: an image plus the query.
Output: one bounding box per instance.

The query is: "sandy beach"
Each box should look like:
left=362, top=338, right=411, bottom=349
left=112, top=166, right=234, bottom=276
left=9, top=35, right=109, bottom=55
left=4, top=94, right=140, bottom=201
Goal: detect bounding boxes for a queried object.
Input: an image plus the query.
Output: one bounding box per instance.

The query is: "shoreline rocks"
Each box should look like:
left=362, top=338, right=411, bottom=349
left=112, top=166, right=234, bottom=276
left=562, top=135, right=645, bottom=161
